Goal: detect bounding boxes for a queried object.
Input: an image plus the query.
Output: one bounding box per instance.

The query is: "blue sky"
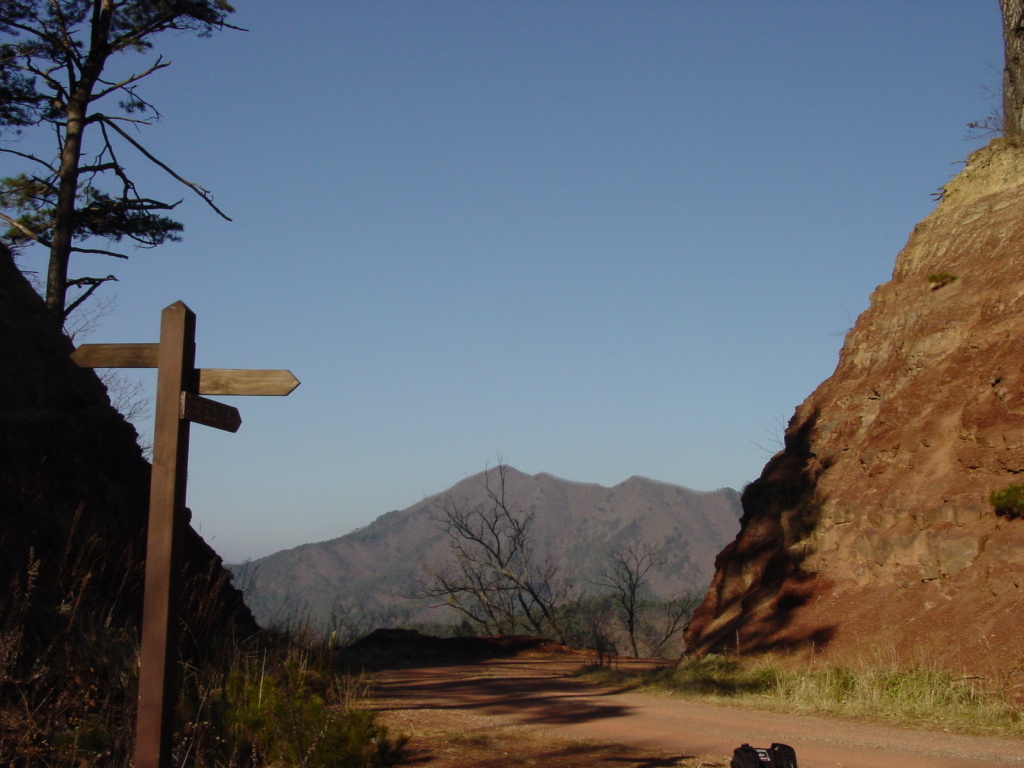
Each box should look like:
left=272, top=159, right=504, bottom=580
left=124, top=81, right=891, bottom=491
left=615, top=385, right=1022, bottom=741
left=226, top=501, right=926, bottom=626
left=6, top=2, right=1002, bottom=562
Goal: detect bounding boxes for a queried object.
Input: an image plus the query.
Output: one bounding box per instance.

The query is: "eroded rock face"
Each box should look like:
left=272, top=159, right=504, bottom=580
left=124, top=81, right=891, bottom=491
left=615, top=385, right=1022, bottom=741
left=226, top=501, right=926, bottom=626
left=686, top=140, right=1024, bottom=678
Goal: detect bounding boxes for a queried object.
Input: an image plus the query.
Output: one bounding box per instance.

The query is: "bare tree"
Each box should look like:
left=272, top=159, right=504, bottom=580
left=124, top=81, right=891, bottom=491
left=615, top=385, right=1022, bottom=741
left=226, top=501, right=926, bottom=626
left=640, top=592, right=701, bottom=659
left=593, top=537, right=666, bottom=658
left=412, top=463, right=576, bottom=643
left=99, top=369, right=153, bottom=456
left=62, top=293, right=153, bottom=454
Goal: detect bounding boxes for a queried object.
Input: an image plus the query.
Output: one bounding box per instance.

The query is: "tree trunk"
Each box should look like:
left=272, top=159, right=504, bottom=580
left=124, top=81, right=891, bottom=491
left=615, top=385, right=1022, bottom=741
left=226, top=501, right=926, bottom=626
left=1002, top=0, right=1024, bottom=140
left=45, top=0, right=113, bottom=319
left=47, top=101, right=87, bottom=317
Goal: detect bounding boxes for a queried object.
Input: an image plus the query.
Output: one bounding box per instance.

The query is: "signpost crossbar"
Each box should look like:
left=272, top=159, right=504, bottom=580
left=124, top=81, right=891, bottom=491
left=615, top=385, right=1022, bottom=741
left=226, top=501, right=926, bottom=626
left=72, top=347, right=298, bottom=398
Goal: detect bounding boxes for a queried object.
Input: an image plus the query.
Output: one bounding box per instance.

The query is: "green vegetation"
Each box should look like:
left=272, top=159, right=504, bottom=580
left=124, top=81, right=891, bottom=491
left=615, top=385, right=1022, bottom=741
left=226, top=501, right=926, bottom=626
left=0, top=549, right=406, bottom=768
left=584, top=654, right=1024, bottom=736
left=927, top=272, right=959, bottom=289
left=989, top=483, right=1024, bottom=518
left=178, top=632, right=407, bottom=768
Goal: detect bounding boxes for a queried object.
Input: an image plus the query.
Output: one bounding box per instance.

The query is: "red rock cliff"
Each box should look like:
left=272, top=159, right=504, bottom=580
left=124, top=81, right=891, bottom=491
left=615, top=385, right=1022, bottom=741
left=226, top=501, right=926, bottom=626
left=685, top=139, right=1024, bottom=679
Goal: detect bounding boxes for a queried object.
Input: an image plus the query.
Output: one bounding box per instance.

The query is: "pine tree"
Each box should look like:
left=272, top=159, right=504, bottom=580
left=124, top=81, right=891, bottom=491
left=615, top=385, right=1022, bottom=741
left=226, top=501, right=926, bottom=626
left=0, top=1, right=236, bottom=320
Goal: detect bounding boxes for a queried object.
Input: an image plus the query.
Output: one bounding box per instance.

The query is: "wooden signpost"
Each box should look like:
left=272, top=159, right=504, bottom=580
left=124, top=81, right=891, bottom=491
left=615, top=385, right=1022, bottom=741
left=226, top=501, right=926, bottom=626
left=71, top=301, right=299, bottom=768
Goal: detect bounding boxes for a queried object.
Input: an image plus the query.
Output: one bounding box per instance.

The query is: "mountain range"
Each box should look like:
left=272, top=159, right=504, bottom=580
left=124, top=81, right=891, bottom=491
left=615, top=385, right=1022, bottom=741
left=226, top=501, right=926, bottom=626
left=230, top=466, right=741, bottom=630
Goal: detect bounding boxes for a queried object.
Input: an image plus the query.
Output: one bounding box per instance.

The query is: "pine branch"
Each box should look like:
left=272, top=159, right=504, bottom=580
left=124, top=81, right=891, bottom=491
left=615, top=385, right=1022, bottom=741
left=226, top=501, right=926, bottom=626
left=98, top=115, right=232, bottom=221
left=92, top=56, right=171, bottom=101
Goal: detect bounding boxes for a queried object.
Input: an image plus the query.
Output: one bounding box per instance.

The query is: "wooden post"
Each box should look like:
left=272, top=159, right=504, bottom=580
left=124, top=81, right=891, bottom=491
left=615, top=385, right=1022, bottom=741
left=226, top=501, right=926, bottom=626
left=135, top=301, right=196, bottom=768
left=70, top=300, right=298, bottom=768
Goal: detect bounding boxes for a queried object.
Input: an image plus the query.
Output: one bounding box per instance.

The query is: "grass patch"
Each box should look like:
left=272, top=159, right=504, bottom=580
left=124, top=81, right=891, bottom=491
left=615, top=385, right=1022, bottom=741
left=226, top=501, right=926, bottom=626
left=585, top=654, right=1024, bottom=736
left=449, top=732, right=498, bottom=747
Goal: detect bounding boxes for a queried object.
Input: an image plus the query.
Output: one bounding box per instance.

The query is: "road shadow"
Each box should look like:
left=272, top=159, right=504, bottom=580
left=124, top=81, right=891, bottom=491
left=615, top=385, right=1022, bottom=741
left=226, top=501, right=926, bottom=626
left=341, top=629, right=585, bottom=671
left=373, top=661, right=638, bottom=727
left=396, top=735, right=700, bottom=768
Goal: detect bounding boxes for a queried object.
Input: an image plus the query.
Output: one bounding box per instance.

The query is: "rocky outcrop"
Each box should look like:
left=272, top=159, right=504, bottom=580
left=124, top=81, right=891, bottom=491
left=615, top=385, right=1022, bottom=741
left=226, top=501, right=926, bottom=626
left=686, top=140, right=1024, bottom=680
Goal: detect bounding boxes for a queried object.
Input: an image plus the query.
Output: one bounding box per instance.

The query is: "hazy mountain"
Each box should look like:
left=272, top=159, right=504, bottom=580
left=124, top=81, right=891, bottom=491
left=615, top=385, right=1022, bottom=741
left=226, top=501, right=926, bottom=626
left=231, top=467, right=741, bottom=629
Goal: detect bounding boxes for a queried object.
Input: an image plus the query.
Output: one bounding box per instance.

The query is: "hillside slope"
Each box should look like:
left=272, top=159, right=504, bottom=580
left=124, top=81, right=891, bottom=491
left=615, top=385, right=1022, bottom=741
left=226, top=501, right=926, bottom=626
left=685, top=139, right=1024, bottom=681
left=0, top=243, right=257, bottom=760
left=234, top=467, right=741, bottom=629
left=0, top=243, right=255, bottom=665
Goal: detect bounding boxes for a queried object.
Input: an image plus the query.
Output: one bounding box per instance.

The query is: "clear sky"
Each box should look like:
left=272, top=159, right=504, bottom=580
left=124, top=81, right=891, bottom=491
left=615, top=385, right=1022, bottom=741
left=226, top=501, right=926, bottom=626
left=6, top=2, right=1002, bottom=562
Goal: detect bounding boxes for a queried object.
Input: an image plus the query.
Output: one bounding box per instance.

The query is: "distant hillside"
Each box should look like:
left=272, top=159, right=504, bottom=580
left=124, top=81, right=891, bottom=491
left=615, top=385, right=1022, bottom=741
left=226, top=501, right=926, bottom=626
left=232, top=467, right=741, bottom=629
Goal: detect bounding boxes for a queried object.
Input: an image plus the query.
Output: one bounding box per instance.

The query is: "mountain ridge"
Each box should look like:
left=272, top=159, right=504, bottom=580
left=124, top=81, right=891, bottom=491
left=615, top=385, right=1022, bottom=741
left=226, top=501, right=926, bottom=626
left=231, top=467, right=741, bottom=630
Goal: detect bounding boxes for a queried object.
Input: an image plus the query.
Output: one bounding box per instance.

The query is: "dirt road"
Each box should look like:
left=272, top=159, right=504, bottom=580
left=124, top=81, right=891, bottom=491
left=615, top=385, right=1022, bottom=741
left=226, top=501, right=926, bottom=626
left=370, top=655, right=1024, bottom=768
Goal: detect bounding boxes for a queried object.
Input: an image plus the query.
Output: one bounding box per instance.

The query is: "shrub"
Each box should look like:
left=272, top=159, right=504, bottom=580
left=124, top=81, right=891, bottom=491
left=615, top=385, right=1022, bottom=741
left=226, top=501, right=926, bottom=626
left=989, top=483, right=1024, bottom=518
left=180, top=641, right=407, bottom=768
left=927, top=272, right=958, bottom=289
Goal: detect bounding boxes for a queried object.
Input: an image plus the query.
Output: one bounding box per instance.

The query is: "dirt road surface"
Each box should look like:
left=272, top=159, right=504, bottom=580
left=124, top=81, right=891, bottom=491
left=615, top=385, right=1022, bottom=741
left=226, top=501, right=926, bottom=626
left=369, top=656, right=1024, bottom=768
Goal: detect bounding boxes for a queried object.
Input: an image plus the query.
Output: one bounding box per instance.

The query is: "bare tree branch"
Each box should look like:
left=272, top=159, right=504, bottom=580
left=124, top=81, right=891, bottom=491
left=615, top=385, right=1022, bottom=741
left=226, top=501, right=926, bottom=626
left=91, top=56, right=171, bottom=101
left=412, top=463, right=574, bottom=642
left=98, top=115, right=232, bottom=221
left=68, top=245, right=130, bottom=258
left=0, top=147, right=57, bottom=171
left=63, top=273, right=117, bottom=315
left=0, top=211, right=46, bottom=245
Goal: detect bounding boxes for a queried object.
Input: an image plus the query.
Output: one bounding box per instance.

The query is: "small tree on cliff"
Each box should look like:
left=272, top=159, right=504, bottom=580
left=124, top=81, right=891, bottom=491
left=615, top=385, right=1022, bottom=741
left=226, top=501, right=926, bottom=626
left=0, top=0, right=236, bottom=321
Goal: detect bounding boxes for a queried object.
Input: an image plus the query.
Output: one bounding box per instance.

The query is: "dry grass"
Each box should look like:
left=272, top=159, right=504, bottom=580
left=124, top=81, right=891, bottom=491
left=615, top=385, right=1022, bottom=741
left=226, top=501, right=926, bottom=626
left=584, top=653, right=1024, bottom=737
left=0, top=529, right=407, bottom=767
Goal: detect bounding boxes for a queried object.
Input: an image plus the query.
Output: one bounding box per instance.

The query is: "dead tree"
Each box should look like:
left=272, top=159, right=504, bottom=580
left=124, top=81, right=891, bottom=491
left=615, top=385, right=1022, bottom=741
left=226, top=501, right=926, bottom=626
left=413, top=463, right=575, bottom=642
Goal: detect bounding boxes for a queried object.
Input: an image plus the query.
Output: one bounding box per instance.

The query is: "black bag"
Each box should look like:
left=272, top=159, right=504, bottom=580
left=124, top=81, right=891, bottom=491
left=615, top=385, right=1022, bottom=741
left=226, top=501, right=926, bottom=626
left=730, top=742, right=798, bottom=768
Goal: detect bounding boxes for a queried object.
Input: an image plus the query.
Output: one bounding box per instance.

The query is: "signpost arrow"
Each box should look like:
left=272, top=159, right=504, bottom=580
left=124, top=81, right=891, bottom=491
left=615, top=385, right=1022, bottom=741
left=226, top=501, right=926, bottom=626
left=180, top=391, right=242, bottom=433
left=72, top=346, right=300, bottom=397
left=71, top=300, right=297, bottom=768
left=198, top=368, right=300, bottom=396
left=72, top=342, right=160, bottom=368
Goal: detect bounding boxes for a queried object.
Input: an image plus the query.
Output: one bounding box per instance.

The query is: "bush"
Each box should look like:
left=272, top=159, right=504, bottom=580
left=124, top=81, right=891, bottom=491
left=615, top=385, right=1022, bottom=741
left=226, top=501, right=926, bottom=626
left=180, top=638, right=407, bottom=768
left=927, top=272, right=958, bottom=289
left=989, top=483, right=1024, bottom=517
